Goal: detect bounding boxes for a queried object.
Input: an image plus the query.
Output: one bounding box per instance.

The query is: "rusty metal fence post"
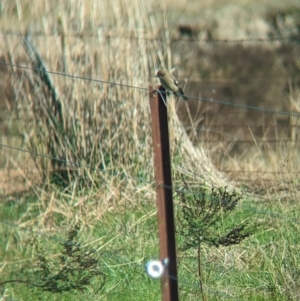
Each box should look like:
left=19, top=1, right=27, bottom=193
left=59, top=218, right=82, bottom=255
left=149, top=86, right=179, bottom=301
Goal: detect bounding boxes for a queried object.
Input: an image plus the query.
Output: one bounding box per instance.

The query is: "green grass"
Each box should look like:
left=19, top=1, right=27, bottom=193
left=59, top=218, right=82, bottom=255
left=1, top=189, right=300, bottom=301
left=0, top=191, right=160, bottom=300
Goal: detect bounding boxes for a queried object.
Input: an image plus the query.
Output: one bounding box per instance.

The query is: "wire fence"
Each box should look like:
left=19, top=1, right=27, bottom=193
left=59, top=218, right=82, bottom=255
left=1, top=33, right=300, bottom=300
left=1, top=29, right=300, bottom=44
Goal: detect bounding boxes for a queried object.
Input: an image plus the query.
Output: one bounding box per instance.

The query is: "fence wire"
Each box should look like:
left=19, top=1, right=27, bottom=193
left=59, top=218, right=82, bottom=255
left=1, top=61, right=300, bottom=117
left=1, top=29, right=300, bottom=44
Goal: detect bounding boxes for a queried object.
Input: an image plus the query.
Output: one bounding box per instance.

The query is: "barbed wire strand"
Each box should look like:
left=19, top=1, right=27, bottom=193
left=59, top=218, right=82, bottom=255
left=1, top=141, right=297, bottom=206
left=1, top=141, right=294, bottom=199
left=1, top=29, right=300, bottom=44
left=0, top=143, right=154, bottom=187
left=1, top=61, right=300, bottom=118
left=0, top=61, right=148, bottom=92
left=1, top=166, right=299, bottom=183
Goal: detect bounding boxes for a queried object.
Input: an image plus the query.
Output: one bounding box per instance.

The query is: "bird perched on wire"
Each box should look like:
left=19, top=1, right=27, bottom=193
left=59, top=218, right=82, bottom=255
left=156, top=69, right=188, bottom=101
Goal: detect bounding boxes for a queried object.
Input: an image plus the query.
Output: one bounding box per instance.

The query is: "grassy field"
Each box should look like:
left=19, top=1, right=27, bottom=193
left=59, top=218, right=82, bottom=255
left=1, top=0, right=300, bottom=300
left=1, top=189, right=300, bottom=300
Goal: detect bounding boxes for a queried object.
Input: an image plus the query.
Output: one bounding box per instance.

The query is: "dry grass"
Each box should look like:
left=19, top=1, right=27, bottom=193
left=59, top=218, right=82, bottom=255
left=1, top=1, right=300, bottom=300
left=0, top=0, right=299, bottom=225
left=0, top=0, right=230, bottom=229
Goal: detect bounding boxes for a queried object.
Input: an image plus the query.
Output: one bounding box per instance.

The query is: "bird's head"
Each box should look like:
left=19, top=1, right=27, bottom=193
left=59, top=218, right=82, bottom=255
left=156, top=70, right=166, bottom=79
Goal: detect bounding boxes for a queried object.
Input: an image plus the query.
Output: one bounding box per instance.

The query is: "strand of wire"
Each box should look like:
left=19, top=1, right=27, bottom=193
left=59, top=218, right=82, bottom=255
left=1, top=141, right=297, bottom=204
left=0, top=141, right=281, bottom=197
left=1, top=29, right=300, bottom=44
left=1, top=140, right=297, bottom=196
left=1, top=166, right=299, bottom=181
left=7, top=134, right=300, bottom=144
left=0, top=61, right=148, bottom=92
left=0, top=143, right=153, bottom=188
left=1, top=61, right=300, bottom=118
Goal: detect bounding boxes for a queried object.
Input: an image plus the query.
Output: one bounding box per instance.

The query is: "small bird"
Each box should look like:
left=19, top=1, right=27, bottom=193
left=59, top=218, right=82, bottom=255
left=156, top=69, right=188, bottom=101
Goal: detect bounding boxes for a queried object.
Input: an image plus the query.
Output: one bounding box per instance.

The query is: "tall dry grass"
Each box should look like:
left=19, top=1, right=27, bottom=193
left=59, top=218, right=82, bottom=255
left=1, top=0, right=300, bottom=203
left=0, top=0, right=230, bottom=227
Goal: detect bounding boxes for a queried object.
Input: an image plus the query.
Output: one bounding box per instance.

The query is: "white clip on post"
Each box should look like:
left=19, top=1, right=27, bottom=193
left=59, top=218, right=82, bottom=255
left=146, top=258, right=169, bottom=279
